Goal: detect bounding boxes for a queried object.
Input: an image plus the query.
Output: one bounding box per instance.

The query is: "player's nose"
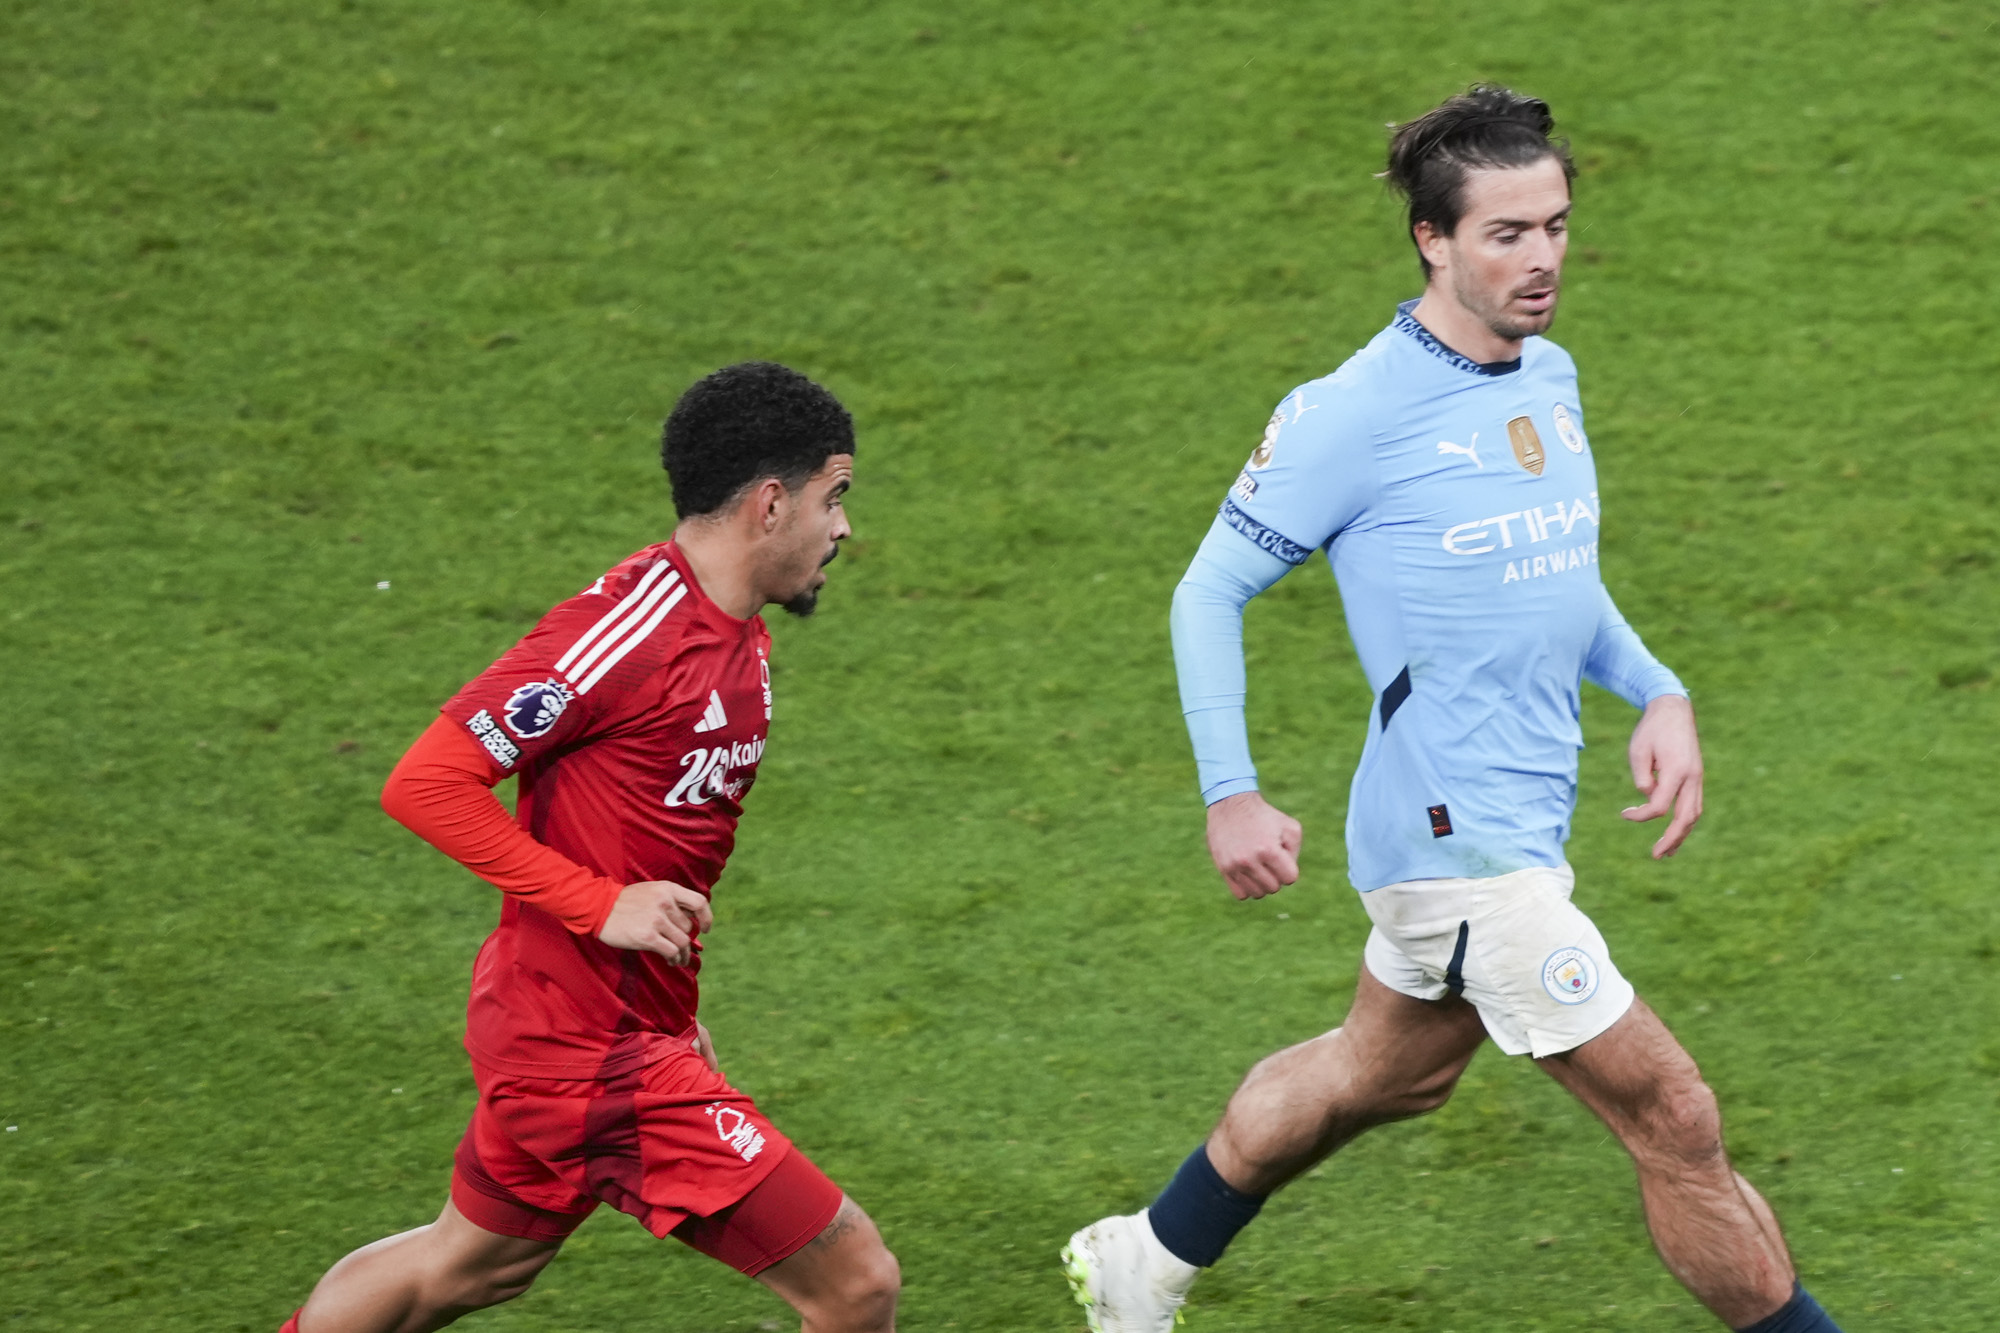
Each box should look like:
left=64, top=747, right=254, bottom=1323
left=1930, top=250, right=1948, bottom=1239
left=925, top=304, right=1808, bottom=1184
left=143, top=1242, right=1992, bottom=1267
left=1526, top=229, right=1563, bottom=273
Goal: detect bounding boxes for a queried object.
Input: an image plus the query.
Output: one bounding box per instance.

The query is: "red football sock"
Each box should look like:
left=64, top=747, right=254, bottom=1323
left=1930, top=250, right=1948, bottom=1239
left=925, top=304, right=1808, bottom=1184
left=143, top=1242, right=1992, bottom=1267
left=278, top=1311, right=302, bottom=1333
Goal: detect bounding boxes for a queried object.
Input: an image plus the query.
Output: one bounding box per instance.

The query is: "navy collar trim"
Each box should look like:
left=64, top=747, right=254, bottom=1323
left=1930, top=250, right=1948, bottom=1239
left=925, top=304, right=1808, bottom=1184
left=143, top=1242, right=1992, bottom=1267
left=1394, top=300, right=1522, bottom=377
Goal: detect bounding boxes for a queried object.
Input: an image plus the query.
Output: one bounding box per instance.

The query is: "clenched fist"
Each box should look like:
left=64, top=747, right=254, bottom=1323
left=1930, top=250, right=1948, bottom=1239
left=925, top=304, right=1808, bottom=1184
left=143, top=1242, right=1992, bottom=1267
left=598, top=880, right=713, bottom=965
left=1206, top=791, right=1303, bottom=901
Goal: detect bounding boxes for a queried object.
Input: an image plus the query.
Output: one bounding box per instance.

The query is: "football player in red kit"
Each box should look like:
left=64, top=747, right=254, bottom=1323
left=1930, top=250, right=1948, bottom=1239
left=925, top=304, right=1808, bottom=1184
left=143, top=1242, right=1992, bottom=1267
left=278, top=363, right=897, bottom=1333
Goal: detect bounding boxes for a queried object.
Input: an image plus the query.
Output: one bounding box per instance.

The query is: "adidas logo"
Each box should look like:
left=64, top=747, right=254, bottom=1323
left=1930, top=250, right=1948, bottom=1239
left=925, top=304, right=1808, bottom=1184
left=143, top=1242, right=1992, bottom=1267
left=692, top=689, right=728, bottom=734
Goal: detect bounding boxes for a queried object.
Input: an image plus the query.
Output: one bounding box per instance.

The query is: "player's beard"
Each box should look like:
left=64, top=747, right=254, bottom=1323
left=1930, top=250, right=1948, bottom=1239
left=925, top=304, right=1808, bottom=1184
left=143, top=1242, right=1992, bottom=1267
left=781, top=543, right=840, bottom=618
left=1456, top=264, right=1561, bottom=343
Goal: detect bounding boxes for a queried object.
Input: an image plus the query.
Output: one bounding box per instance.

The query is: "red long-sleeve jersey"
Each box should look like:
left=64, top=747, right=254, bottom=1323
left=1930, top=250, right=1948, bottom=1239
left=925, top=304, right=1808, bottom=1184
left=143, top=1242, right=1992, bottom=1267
left=384, top=540, right=773, bottom=1080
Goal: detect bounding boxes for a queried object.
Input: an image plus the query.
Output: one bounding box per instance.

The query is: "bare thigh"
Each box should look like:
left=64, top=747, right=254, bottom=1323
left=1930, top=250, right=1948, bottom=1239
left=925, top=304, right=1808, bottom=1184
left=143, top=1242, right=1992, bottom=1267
left=1209, top=966, right=1489, bottom=1195
left=755, top=1196, right=900, bottom=1333
left=298, top=1200, right=562, bottom=1333
left=1536, top=996, right=1703, bottom=1122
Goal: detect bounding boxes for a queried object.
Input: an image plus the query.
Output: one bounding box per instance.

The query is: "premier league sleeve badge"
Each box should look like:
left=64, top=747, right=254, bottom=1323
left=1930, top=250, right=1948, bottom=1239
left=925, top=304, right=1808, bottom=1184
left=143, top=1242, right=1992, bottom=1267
left=502, top=678, right=575, bottom=739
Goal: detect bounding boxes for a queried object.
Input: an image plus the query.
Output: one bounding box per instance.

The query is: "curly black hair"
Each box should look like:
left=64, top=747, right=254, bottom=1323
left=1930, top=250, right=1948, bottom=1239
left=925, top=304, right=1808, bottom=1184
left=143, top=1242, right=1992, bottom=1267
left=661, top=362, right=855, bottom=519
left=1383, top=84, right=1576, bottom=278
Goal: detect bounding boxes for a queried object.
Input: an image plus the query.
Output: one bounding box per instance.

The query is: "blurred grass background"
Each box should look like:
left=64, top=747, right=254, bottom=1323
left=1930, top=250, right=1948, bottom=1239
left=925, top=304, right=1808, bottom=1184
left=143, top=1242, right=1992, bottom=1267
left=2, top=1, right=1996, bottom=1328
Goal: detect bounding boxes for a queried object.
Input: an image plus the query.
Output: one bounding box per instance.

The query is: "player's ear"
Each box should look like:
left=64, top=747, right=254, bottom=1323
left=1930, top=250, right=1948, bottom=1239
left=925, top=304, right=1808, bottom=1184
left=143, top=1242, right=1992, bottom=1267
left=1414, top=220, right=1451, bottom=275
left=752, top=476, right=789, bottom=534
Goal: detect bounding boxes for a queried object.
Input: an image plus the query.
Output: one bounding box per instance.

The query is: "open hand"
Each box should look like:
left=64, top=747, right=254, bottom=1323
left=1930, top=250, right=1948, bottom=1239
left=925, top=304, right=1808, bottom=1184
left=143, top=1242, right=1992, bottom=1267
left=1622, top=694, right=1704, bottom=859
left=598, top=880, right=713, bottom=964
left=1205, top=791, right=1303, bottom=900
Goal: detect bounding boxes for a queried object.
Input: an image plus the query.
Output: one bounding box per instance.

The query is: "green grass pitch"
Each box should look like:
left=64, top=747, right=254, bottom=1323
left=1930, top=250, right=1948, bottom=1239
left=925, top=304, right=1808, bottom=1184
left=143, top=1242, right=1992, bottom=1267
left=3, top=1, right=1998, bottom=1328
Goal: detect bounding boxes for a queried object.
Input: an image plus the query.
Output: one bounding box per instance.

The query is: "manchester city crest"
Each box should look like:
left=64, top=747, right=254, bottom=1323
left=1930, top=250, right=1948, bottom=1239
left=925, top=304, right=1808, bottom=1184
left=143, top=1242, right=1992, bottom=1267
left=1541, top=947, right=1600, bottom=1005
left=1552, top=402, right=1586, bottom=454
left=502, top=678, right=574, bottom=739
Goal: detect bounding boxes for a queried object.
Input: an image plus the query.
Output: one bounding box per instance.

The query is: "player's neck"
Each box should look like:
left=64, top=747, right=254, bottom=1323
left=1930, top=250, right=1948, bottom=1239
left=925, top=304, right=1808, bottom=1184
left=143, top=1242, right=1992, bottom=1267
left=1409, top=288, right=1522, bottom=366
left=670, top=522, right=761, bottom=621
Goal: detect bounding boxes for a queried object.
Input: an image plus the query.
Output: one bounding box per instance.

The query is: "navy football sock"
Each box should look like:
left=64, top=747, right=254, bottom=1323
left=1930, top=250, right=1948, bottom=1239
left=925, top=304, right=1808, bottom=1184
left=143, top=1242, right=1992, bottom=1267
left=1145, top=1145, right=1267, bottom=1267
left=1733, top=1283, right=1844, bottom=1333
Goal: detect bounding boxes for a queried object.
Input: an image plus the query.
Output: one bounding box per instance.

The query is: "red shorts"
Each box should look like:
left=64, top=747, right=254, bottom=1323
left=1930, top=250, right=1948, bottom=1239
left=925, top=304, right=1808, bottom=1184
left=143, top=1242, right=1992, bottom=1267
left=450, top=1043, right=843, bottom=1275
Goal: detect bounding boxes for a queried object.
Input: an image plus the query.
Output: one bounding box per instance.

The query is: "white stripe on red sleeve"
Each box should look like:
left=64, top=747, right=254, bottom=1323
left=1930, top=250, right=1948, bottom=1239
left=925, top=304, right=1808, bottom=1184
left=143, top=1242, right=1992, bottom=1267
left=554, top=561, right=674, bottom=676
left=562, top=571, right=682, bottom=684
left=575, top=584, right=688, bottom=695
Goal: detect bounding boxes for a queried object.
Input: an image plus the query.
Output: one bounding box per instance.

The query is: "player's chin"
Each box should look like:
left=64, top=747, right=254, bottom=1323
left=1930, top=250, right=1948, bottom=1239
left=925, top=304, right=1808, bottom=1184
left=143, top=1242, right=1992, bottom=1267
left=780, top=576, right=824, bottom=619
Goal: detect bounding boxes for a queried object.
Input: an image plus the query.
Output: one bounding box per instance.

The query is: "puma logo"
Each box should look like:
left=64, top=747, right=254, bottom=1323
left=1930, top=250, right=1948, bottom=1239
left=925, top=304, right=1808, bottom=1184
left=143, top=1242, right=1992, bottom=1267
left=1437, top=432, right=1482, bottom=470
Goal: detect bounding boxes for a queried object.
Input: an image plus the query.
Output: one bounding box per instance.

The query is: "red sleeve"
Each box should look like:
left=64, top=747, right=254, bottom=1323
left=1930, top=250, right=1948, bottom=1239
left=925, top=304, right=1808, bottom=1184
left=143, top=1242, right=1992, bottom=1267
left=380, top=716, right=625, bottom=936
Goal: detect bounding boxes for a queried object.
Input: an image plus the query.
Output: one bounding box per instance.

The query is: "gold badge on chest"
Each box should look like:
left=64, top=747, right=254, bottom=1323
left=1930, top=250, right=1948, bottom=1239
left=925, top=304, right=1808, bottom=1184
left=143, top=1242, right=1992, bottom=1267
left=1507, top=415, right=1546, bottom=476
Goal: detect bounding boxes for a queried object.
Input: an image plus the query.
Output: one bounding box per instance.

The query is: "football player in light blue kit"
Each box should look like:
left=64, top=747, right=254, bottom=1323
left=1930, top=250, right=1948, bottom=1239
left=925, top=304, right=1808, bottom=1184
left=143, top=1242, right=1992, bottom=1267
left=1064, top=87, right=1844, bottom=1333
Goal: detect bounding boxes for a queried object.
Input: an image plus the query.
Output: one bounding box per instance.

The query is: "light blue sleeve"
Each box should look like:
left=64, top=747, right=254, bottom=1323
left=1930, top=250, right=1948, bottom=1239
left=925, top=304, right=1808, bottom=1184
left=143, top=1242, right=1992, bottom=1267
left=1172, top=382, right=1379, bottom=803
left=1172, top=518, right=1294, bottom=802
left=1584, top=585, right=1687, bottom=708
left=1220, top=379, right=1380, bottom=561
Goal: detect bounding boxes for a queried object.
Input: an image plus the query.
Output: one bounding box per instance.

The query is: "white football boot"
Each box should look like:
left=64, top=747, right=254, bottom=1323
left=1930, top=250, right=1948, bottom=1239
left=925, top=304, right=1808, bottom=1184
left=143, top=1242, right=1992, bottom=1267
left=1061, top=1209, right=1200, bottom=1332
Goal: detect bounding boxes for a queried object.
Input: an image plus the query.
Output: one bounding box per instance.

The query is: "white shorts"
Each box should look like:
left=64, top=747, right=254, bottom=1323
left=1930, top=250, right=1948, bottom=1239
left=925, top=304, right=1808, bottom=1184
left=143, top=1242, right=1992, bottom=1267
left=1360, top=863, right=1635, bottom=1058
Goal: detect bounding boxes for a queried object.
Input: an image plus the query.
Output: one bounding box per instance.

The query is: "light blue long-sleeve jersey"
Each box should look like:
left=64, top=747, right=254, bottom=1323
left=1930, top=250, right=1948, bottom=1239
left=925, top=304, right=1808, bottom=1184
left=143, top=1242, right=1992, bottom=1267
left=1173, top=302, right=1685, bottom=892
